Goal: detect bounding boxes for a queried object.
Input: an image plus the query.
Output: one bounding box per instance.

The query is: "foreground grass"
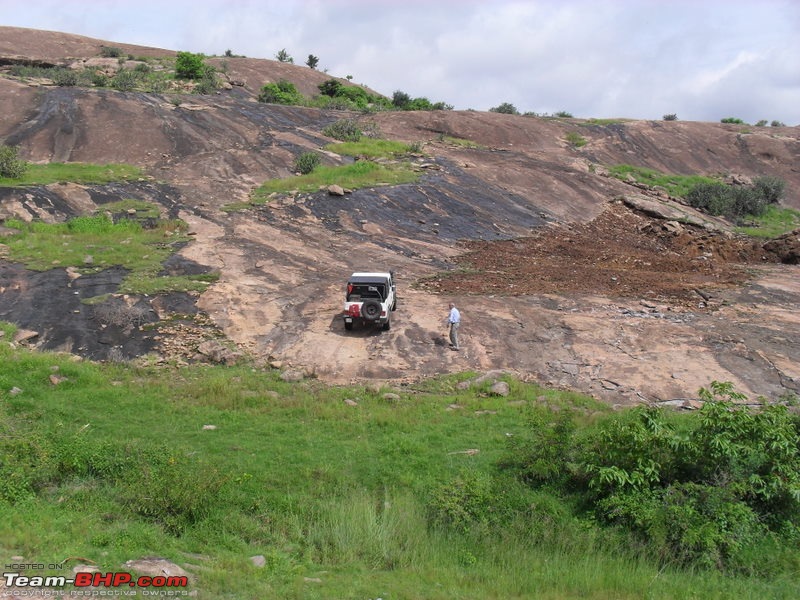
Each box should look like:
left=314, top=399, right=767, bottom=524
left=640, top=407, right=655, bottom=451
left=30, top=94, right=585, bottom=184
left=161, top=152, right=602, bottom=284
left=0, top=325, right=796, bottom=599
left=0, top=162, right=143, bottom=186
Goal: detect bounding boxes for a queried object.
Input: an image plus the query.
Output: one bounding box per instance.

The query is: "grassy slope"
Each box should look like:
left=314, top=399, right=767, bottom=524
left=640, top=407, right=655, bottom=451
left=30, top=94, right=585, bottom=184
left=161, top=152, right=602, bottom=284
left=0, top=329, right=795, bottom=599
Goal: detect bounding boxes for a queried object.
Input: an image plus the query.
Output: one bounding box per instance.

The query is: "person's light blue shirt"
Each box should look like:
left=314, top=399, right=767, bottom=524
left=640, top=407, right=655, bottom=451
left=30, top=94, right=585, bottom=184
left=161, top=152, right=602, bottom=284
left=449, top=307, right=460, bottom=324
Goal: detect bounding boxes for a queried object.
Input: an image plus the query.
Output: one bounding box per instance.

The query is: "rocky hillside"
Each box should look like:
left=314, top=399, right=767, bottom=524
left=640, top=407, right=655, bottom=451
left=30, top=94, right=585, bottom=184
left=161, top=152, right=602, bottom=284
left=1, top=26, right=798, bottom=404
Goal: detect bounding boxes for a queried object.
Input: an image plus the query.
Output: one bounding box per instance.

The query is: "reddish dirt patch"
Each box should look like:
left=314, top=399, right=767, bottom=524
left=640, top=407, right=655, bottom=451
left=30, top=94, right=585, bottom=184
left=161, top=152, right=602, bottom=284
left=421, top=202, right=778, bottom=306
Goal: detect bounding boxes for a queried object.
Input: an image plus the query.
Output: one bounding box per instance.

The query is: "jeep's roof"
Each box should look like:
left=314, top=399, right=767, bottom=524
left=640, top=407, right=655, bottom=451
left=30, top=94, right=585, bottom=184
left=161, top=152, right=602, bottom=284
left=349, top=272, right=391, bottom=283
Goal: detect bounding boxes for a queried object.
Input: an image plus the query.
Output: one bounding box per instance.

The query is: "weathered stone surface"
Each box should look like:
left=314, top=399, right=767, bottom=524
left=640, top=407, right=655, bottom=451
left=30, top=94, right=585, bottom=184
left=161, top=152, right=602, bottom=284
left=327, top=184, right=345, bottom=196
left=489, top=381, right=510, bottom=396
left=763, top=229, right=800, bottom=264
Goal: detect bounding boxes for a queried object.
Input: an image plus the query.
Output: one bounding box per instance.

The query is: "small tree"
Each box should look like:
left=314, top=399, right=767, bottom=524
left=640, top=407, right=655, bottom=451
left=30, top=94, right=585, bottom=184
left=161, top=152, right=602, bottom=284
left=721, top=117, right=746, bottom=124
left=663, top=113, right=678, bottom=121
left=489, top=102, right=519, bottom=115
left=305, top=54, right=319, bottom=69
left=175, top=51, right=206, bottom=80
left=392, top=90, right=411, bottom=108
left=0, top=144, right=28, bottom=179
left=318, top=79, right=343, bottom=97
left=755, top=119, right=768, bottom=127
left=275, top=49, right=293, bottom=63
left=294, top=152, right=320, bottom=174
left=771, top=120, right=786, bottom=127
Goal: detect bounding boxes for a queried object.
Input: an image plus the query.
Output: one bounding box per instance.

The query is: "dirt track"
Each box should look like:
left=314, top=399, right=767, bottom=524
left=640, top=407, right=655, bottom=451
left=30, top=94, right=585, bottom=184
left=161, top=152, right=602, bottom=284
left=178, top=194, right=799, bottom=405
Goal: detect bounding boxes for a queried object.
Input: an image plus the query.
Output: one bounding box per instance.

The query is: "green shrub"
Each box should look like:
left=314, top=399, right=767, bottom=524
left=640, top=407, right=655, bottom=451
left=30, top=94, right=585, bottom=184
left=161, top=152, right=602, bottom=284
left=52, top=68, right=78, bottom=86
left=752, top=175, right=786, bottom=204
left=392, top=90, right=411, bottom=108
left=119, top=452, right=228, bottom=535
left=0, top=144, right=28, bottom=179
left=194, top=70, right=220, bottom=95
left=686, top=177, right=784, bottom=219
left=257, top=80, right=304, bottom=105
left=663, top=113, right=678, bottom=121
left=294, top=152, right=321, bottom=174
left=771, top=120, right=786, bottom=127
left=322, top=119, right=362, bottom=142
left=502, top=382, right=800, bottom=572
left=111, top=69, right=141, bottom=92
left=489, top=102, right=519, bottom=115
left=721, top=117, right=746, bottom=124
left=318, top=78, right=343, bottom=97
left=427, top=470, right=500, bottom=532
left=755, top=120, right=768, bottom=127
left=565, top=131, right=588, bottom=147
left=555, top=110, right=574, bottom=118
left=175, top=51, right=207, bottom=79
left=100, top=45, right=123, bottom=58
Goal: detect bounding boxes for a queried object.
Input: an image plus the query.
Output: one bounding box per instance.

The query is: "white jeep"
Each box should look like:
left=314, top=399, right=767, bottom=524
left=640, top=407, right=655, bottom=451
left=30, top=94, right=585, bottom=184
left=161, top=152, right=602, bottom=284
left=342, top=271, right=397, bottom=331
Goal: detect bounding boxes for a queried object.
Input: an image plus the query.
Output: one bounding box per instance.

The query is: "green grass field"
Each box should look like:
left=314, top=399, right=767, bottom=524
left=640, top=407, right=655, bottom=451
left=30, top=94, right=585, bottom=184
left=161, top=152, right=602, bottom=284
left=0, top=162, right=142, bottom=186
left=247, top=160, right=420, bottom=206
left=0, top=325, right=796, bottom=599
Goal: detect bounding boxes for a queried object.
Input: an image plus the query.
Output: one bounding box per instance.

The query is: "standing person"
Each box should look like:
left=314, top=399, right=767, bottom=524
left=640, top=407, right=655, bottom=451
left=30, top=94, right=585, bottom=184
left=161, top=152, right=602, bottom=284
left=447, top=302, right=460, bottom=350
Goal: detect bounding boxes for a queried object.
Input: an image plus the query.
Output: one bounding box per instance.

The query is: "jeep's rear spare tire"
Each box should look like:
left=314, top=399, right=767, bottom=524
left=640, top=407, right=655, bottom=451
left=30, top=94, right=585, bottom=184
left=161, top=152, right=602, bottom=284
left=361, top=299, right=381, bottom=321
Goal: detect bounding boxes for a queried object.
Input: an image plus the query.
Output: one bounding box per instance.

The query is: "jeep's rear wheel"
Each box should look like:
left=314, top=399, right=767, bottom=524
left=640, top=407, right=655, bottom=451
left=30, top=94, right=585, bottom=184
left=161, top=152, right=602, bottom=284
left=362, top=300, right=381, bottom=321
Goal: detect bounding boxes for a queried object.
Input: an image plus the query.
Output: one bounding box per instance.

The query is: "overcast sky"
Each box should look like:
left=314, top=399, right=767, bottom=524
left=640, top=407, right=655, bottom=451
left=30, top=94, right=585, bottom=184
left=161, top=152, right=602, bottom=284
left=2, top=0, right=799, bottom=124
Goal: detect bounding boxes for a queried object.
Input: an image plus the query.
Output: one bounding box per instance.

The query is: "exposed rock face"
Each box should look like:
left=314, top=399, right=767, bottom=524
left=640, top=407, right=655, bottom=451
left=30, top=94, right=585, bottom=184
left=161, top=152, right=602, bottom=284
left=763, top=229, right=800, bottom=264
left=1, top=26, right=799, bottom=405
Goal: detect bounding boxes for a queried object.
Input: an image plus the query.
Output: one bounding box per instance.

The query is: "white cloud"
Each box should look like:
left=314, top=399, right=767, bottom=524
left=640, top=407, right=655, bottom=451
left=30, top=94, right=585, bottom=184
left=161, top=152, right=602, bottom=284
left=0, top=0, right=798, bottom=124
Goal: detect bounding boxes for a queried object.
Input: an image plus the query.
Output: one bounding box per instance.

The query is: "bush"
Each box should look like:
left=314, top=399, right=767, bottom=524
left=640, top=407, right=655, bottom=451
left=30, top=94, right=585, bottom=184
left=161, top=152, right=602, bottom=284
left=555, top=110, right=574, bottom=118
left=175, top=51, right=206, bottom=80
left=392, top=90, right=411, bottom=109
left=99, top=45, right=123, bottom=58
left=258, top=80, right=304, bottom=105
left=755, top=120, right=768, bottom=127
left=502, top=382, right=800, bottom=572
left=721, top=117, right=746, bottom=124
left=771, top=120, right=787, bottom=127
left=52, top=68, right=78, bottom=86
left=752, top=175, right=786, bottom=204
left=319, top=78, right=343, bottom=97
left=111, top=69, right=141, bottom=92
left=0, top=144, right=28, bottom=179
left=663, top=113, right=678, bottom=121
left=565, top=131, right=588, bottom=148
left=490, top=102, right=519, bottom=115
left=323, top=119, right=362, bottom=142
left=686, top=176, right=784, bottom=220
left=294, top=152, right=321, bottom=174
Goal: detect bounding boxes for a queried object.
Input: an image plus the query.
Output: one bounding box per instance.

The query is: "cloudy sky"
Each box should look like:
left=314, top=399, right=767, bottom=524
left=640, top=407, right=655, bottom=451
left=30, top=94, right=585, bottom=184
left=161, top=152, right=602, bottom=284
left=2, top=0, right=799, bottom=124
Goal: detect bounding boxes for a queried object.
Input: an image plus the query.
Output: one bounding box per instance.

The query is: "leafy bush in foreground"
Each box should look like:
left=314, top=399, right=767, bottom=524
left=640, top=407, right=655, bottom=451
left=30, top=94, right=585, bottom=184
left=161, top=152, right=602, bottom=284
left=501, top=381, right=800, bottom=573
left=0, top=145, right=28, bottom=179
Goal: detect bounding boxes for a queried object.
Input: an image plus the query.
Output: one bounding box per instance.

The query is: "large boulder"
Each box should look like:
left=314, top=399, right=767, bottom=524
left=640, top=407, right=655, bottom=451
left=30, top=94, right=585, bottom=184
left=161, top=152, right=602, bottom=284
left=763, top=229, right=800, bottom=264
